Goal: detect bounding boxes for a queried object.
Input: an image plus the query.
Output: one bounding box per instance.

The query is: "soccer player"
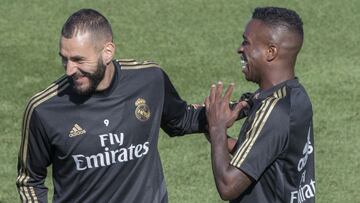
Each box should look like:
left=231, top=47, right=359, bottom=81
left=204, top=7, right=315, bottom=203
left=16, top=9, right=208, bottom=203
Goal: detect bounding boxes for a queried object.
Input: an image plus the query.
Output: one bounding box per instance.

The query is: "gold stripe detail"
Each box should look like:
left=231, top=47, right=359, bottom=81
left=230, top=87, right=287, bottom=168
left=17, top=75, right=68, bottom=202
left=273, top=86, right=286, bottom=98
left=30, top=187, right=38, bottom=203
left=19, top=75, right=67, bottom=161
left=21, top=78, right=68, bottom=166
left=274, top=90, right=279, bottom=98
left=117, top=59, right=160, bottom=69
left=277, top=88, right=282, bottom=98
left=74, top=124, right=82, bottom=131
left=18, top=187, right=26, bottom=201
left=117, top=58, right=136, bottom=63
left=282, top=86, right=287, bottom=97
left=121, top=63, right=160, bottom=69
left=230, top=97, right=276, bottom=166
left=23, top=186, right=32, bottom=202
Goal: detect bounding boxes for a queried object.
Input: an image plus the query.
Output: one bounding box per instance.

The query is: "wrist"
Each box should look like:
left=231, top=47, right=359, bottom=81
left=209, top=126, right=227, bottom=138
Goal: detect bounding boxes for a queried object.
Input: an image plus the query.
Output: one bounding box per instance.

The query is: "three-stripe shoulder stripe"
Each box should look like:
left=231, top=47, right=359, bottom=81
left=273, top=86, right=287, bottom=99
left=17, top=75, right=69, bottom=203
left=230, top=86, right=287, bottom=168
left=116, top=59, right=161, bottom=69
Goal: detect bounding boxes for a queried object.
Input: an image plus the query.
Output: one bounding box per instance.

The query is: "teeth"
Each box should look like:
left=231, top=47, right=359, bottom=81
left=240, top=56, right=247, bottom=69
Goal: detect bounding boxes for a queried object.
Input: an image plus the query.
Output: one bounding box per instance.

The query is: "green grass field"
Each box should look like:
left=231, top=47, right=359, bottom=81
left=1, top=0, right=359, bottom=202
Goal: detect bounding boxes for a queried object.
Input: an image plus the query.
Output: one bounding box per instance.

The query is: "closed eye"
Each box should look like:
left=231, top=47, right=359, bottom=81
left=242, top=35, right=249, bottom=46
left=58, top=53, right=86, bottom=65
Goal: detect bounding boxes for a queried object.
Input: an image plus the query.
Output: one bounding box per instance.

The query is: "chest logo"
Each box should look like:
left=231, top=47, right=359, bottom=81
left=69, top=123, right=86, bottom=137
left=135, top=98, right=151, bottom=121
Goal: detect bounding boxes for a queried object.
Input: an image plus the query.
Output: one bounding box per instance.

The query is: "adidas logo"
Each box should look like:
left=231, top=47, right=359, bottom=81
left=69, top=124, right=86, bottom=137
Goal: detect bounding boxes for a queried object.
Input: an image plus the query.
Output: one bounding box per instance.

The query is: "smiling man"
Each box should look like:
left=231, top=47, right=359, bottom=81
left=16, top=9, right=207, bottom=203
left=59, top=33, right=113, bottom=95
left=205, top=7, right=315, bottom=203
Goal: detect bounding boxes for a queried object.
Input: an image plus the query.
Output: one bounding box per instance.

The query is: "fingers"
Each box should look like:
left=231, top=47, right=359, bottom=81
left=223, top=83, right=234, bottom=103
left=233, top=101, right=248, bottom=115
left=209, top=81, right=226, bottom=101
left=209, top=84, right=216, bottom=103
left=215, top=81, right=223, bottom=101
left=208, top=81, right=236, bottom=105
left=239, top=100, right=249, bottom=108
left=205, top=96, right=210, bottom=110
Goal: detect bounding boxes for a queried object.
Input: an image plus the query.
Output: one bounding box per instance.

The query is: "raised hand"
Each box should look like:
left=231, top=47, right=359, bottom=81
left=205, top=82, right=248, bottom=131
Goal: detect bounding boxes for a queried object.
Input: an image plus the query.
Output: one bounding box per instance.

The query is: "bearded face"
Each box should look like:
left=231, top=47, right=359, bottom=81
left=69, top=57, right=106, bottom=95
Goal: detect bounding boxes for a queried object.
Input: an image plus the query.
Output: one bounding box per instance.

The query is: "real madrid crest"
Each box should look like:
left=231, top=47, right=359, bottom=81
left=135, top=98, right=151, bottom=121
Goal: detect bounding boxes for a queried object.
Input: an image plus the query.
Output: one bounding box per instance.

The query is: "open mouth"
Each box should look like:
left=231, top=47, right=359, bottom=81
left=240, top=55, right=248, bottom=70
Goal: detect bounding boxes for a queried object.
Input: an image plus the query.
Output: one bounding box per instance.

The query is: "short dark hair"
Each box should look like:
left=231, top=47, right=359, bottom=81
left=61, top=8, right=113, bottom=41
left=252, top=7, right=303, bottom=38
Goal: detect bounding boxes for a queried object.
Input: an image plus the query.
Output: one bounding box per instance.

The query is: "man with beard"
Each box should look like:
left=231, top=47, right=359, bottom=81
left=204, top=7, right=315, bottom=203
left=16, top=9, right=208, bottom=203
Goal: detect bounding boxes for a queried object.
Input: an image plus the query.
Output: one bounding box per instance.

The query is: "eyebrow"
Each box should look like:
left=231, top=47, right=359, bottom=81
left=242, top=34, right=248, bottom=40
left=58, top=52, right=86, bottom=61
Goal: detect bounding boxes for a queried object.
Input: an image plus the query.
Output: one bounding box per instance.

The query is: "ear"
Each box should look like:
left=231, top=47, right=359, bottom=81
left=266, top=44, right=277, bottom=62
left=102, top=42, right=115, bottom=65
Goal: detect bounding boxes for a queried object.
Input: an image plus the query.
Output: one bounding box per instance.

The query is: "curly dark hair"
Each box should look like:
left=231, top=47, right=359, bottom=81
left=61, top=8, right=113, bottom=41
left=252, top=7, right=303, bottom=38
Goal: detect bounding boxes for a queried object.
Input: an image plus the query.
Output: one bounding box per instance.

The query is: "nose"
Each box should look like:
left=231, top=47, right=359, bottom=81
left=65, top=61, right=78, bottom=76
left=237, top=46, right=243, bottom=55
